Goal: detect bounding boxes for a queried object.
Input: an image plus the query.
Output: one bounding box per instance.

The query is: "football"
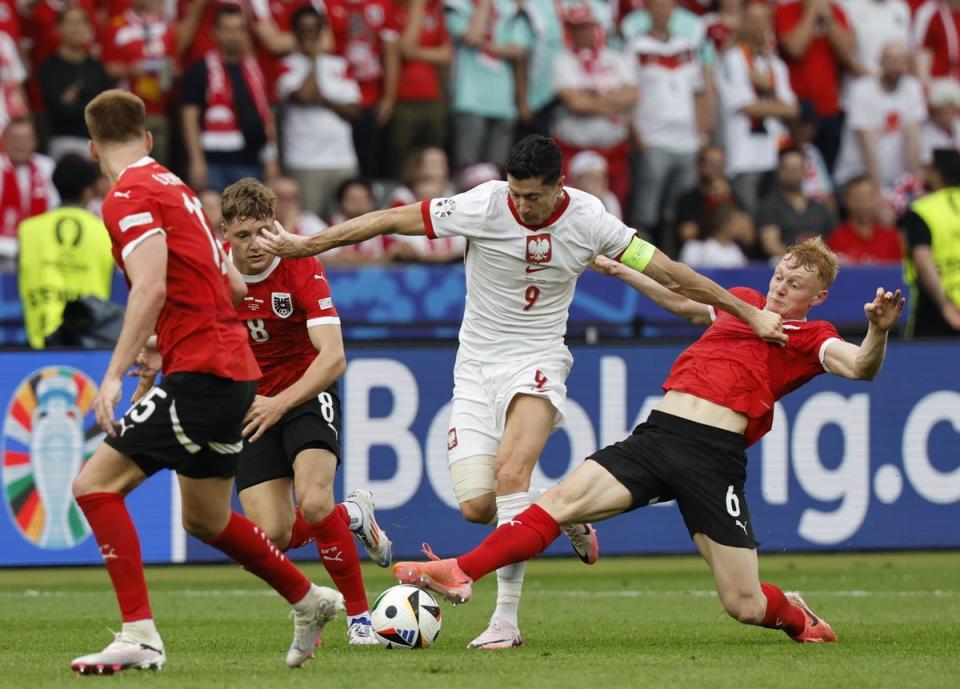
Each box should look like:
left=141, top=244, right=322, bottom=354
left=370, top=585, right=442, bottom=649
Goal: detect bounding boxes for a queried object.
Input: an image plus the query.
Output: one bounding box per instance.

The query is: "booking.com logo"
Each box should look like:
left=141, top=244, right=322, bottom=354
left=1, top=367, right=101, bottom=549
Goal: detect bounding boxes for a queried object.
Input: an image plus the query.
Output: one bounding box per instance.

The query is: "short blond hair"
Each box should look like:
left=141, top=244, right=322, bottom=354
left=783, top=236, right=840, bottom=288
left=221, top=178, right=277, bottom=223
left=84, top=90, right=146, bottom=145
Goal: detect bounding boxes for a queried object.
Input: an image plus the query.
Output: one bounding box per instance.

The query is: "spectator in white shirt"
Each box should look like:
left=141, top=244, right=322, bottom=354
left=278, top=6, right=361, bottom=217
left=628, top=0, right=706, bottom=245
left=834, top=41, right=926, bottom=190
left=922, top=78, right=960, bottom=164
left=715, top=0, right=798, bottom=215
left=551, top=4, right=637, bottom=207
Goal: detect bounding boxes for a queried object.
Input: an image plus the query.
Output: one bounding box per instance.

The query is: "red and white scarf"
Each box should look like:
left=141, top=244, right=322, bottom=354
left=0, top=154, right=49, bottom=241
left=201, top=50, right=275, bottom=152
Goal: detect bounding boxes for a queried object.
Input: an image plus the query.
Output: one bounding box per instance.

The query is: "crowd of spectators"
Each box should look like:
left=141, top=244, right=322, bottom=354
left=5, top=0, right=960, bottom=277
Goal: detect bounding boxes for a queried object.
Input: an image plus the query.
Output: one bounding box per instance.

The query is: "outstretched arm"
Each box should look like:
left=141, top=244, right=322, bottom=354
left=620, top=238, right=787, bottom=344
left=822, top=288, right=905, bottom=380
left=593, top=256, right=712, bottom=325
left=259, top=204, right=425, bottom=258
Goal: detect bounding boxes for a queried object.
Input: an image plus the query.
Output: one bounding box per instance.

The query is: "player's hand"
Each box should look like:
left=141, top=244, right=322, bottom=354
left=93, top=375, right=123, bottom=437
left=260, top=220, right=311, bottom=258
left=750, top=308, right=788, bottom=346
left=591, top=255, right=621, bottom=276
left=865, top=287, right=906, bottom=332
left=940, top=300, right=960, bottom=331
left=243, top=395, right=287, bottom=443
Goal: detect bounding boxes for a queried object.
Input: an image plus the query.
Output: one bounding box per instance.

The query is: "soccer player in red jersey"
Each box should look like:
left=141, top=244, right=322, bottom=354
left=219, top=178, right=392, bottom=645
left=70, top=90, right=340, bottom=675
left=394, top=237, right=905, bottom=644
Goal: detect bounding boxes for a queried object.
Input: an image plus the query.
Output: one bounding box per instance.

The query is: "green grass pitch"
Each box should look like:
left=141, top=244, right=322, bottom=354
left=1, top=551, right=958, bottom=689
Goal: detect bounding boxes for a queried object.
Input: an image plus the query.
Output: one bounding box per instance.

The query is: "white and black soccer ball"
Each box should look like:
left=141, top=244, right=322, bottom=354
left=370, top=585, right=442, bottom=649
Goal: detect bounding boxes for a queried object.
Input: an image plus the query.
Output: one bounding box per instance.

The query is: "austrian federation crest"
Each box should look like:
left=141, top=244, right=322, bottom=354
left=272, top=292, right=294, bottom=318
left=1, top=367, right=102, bottom=549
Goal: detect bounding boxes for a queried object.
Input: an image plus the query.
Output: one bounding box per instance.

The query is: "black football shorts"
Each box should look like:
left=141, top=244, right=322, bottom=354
left=590, top=410, right=758, bottom=549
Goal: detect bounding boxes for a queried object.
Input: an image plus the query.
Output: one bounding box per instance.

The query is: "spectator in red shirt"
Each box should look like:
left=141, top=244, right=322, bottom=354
left=177, top=0, right=253, bottom=70
left=914, top=0, right=960, bottom=84
left=103, top=0, right=177, bottom=166
left=325, top=0, right=398, bottom=179
left=386, top=0, right=452, bottom=178
left=827, top=175, right=904, bottom=264
left=774, top=0, right=860, bottom=170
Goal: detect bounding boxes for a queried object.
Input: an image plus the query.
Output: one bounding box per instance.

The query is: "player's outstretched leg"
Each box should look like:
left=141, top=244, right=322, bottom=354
left=70, top=447, right=165, bottom=675
left=394, top=503, right=562, bottom=604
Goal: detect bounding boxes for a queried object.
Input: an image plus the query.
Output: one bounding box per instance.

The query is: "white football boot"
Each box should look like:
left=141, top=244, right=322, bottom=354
left=346, top=489, right=393, bottom=568
left=563, top=522, right=600, bottom=564
left=70, top=631, right=165, bottom=675
left=466, top=616, right=523, bottom=650
left=286, top=584, right=341, bottom=668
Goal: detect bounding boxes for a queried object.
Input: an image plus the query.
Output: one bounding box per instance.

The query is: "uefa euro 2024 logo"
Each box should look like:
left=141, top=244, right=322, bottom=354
left=1, top=367, right=103, bottom=549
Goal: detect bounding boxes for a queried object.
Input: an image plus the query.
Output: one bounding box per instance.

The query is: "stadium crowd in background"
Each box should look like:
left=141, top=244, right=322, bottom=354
left=4, top=0, right=960, bottom=332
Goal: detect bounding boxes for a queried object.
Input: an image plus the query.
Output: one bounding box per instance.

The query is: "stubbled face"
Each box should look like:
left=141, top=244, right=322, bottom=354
left=224, top=216, right=275, bottom=274
left=506, top=175, right=564, bottom=226
left=765, top=255, right=827, bottom=320
left=880, top=42, right=908, bottom=83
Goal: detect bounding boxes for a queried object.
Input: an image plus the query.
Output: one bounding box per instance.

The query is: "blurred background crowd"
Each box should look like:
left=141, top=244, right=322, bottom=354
left=9, top=0, right=960, bottom=344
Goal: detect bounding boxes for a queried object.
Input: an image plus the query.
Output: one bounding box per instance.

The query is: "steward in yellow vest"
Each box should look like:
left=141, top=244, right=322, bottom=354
left=17, top=154, right=113, bottom=348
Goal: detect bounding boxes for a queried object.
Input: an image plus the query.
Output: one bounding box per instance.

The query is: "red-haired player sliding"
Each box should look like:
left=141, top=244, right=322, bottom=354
left=219, top=177, right=392, bottom=645
left=395, top=238, right=905, bottom=644
left=71, top=91, right=340, bottom=675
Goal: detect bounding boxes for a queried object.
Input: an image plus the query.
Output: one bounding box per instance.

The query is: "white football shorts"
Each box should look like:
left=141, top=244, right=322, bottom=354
left=446, top=349, right=573, bottom=466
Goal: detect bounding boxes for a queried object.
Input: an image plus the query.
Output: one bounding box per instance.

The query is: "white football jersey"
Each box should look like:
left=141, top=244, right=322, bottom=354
left=422, top=181, right=635, bottom=362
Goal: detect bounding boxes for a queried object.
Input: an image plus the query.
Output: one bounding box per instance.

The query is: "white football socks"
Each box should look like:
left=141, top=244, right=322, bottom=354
left=492, top=492, right=531, bottom=628
left=342, top=501, right=363, bottom=531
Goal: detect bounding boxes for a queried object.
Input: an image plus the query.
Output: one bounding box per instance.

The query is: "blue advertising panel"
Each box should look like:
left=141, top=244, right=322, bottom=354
left=2, top=342, right=958, bottom=566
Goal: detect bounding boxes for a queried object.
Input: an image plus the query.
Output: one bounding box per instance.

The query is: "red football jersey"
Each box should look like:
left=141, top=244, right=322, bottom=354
left=662, top=287, right=842, bottom=447
left=102, top=157, right=260, bottom=381
left=233, top=254, right=340, bottom=397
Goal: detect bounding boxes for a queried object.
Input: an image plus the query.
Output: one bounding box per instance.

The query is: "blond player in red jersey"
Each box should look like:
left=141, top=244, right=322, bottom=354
left=394, top=238, right=905, bottom=645
left=219, top=178, right=392, bottom=645
left=69, top=91, right=339, bottom=675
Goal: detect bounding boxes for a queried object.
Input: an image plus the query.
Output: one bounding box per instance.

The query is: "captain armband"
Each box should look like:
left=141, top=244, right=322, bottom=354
left=619, top=236, right=656, bottom=273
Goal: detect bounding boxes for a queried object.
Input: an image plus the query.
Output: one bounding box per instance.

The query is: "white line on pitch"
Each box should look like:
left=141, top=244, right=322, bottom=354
left=2, top=588, right=956, bottom=599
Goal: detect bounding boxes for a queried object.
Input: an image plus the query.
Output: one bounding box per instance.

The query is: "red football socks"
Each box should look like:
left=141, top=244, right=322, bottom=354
left=760, top=582, right=806, bottom=637
left=457, top=504, right=561, bottom=581
left=285, top=507, right=315, bottom=551
left=75, top=492, right=152, bottom=622
left=207, top=511, right=311, bottom=604
left=309, top=505, right=368, bottom=616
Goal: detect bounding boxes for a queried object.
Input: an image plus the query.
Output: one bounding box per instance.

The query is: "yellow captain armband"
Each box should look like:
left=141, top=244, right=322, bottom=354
left=619, top=236, right=656, bottom=272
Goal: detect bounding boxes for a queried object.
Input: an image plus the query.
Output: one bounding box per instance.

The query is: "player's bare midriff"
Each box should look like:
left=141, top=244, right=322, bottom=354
left=656, top=390, right=748, bottom=435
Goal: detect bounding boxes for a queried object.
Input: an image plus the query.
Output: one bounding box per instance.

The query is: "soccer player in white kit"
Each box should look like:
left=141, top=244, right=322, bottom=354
left=261, top=136, right=786, bottom=649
